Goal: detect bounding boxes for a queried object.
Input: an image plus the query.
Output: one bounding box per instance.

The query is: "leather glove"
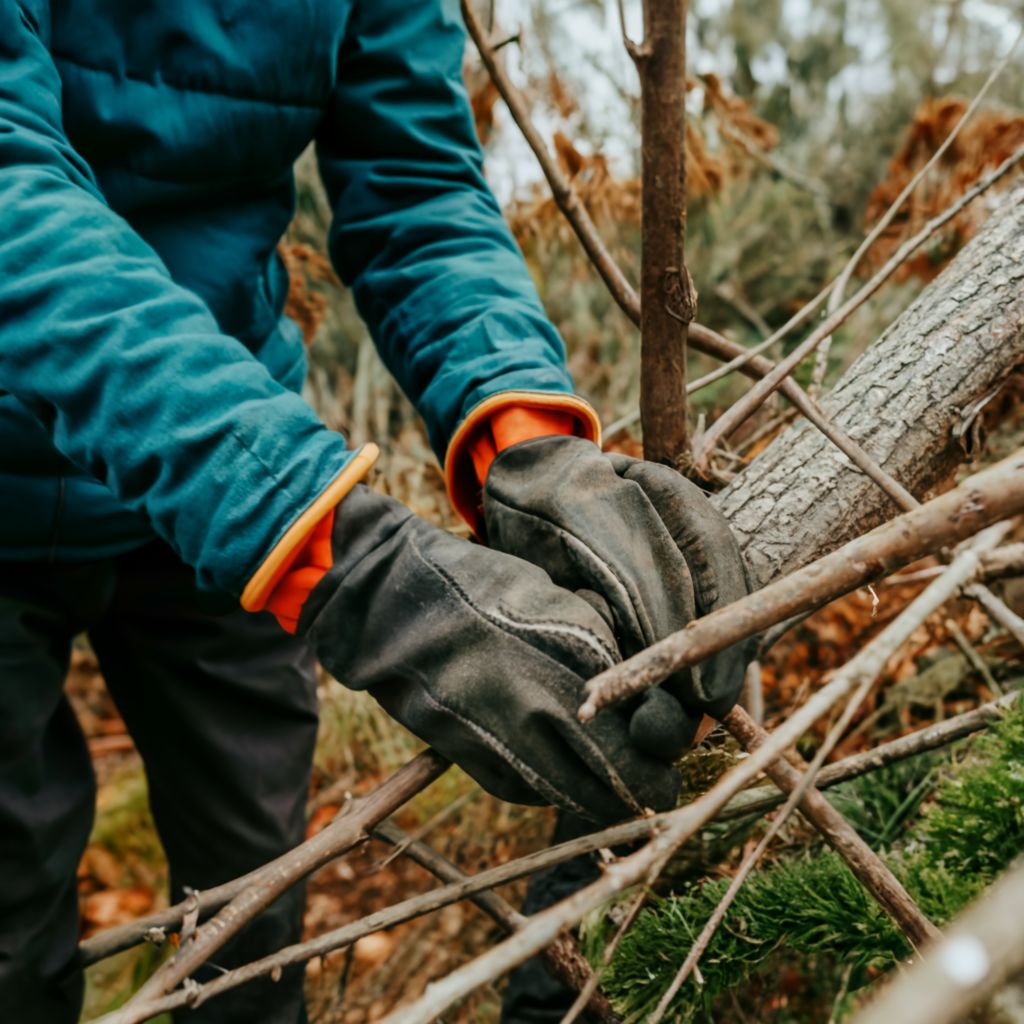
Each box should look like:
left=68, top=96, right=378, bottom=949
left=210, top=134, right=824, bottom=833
left=482, top=435, right=751, bottom=759
left=296, top=484, right=681, bottom=823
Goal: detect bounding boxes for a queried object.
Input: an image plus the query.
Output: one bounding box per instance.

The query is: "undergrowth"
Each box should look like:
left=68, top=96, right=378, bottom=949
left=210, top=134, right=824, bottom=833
left=593, top=694, right=1024, bottom=1021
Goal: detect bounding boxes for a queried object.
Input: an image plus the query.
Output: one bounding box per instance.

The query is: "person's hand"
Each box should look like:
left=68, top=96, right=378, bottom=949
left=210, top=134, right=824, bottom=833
left=297, top=485, right=681, bottom=822
left=482, top=435, right=751, bottom=759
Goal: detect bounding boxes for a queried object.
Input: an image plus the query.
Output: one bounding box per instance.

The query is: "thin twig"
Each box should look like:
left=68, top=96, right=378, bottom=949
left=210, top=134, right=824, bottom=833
left=809, top=26, right=1023, bottom=395
left=82, top=752, right=448, bottom=968
left=614, top=331, right=919, bottom=512
left=372, top=787, right=476, bottom=872
left=558, top=885, right=650, bottom=1024
left=463, top=0, right=928, bottom=502
left=722, top=689, right=1018, bottom=823
left=84, top=690, right=1019, bottom=1022
left=374, top=821, right=620, bottom=1024
left=645, top=695, right=939, bottom=1024
left=740, top=659, right=764, bottom=726
left=965, top=582, right=1024, bottom=650
left=376, top=607, right=978, bottom=1022
left=462, top=0, right=760, bottom=392
left=91, top=751, right=449, bottom=1023
left=616, top=0, right=645, bottom=61
left=947, top=619, right=1002, bottom=696
left=657, top=535, right=1006, bottom=1019
left=693, top=141, right=1024, bottom=469
left=385, top=520, right=1018, bottom=1023
left=461, top=0, right=642, bottom=327
left=581, top=451, right=1024, bottom=719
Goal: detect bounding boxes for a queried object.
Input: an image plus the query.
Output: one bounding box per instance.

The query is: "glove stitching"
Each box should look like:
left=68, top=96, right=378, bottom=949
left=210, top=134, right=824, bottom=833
left=410, top=685, right=591, bottom=818
left=420, top=677, right=645, bottom=820
left=487, top=605, right=616, bottom=671
left=486, top=491, right=663, bottom=649
left=411, top=537, right=619, bottom=673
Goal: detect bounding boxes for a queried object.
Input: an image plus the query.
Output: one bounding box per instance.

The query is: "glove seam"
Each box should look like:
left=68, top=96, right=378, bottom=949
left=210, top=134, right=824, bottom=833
left=409, top=543, right=647, bottom=816
left=484, top=490, right=664, bottom=651
left=410, top=656, right=644, bottom=819
left=413, top=537, right=620, bottom=673
left=410, top=685, right=591, bottom=818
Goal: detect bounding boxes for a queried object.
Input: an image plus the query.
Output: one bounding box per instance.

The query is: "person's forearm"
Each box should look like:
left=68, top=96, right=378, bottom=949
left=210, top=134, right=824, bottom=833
left=0, top=5, right=356, bottom=595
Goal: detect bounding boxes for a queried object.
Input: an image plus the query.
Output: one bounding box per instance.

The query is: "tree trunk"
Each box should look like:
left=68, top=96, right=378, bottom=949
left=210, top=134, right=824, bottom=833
left=716, top=186, right=1024, bottom=587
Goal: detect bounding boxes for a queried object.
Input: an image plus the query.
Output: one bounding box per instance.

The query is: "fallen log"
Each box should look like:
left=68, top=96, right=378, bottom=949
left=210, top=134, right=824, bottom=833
left=717, top=185, right=1024, bottom=586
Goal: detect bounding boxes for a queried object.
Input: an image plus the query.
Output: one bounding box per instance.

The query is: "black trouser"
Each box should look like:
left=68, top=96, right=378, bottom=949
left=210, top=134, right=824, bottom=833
left=500, top=812, right=603, bottom=1024
left=0, top=542, right=319, bottom=1023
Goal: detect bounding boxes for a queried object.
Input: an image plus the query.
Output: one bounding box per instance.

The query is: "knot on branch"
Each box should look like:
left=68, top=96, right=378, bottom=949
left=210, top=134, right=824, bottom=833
left=664, top=266, right=698, bottom=327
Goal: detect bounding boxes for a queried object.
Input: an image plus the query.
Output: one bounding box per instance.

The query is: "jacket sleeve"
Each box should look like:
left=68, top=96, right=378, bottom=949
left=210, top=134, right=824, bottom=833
left=0, top=1, right=359, bottom=597
left=316, top=0, right=580, bottom=463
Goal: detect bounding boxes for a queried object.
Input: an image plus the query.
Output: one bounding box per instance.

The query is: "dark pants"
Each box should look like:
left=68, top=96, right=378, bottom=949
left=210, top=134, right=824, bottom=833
left=500, top=813, right=603, bottom=1024
left=0, top=542, right=319, bottom=1023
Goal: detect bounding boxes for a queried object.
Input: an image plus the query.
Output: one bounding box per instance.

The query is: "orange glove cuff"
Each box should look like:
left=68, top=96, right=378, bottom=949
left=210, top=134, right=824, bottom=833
left=264, top=507, right=336, bottom=634
left=445, top=392, right=601, bottom=537
left=241, top=444, right=379, bottom=633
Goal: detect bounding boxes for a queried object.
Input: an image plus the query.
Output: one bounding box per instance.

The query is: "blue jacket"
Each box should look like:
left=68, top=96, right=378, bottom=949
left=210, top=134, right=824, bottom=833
left=0, top=0, right=576, bottom=596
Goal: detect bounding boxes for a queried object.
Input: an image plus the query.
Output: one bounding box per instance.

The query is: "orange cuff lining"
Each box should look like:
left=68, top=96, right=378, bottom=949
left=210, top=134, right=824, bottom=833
left=264, top=509, right=336, bottom=634
left=241, top=443, right=379, bottom=631
left=472, top=406, right=575, bottom=485
left=445, top=392, right=601, bottom=537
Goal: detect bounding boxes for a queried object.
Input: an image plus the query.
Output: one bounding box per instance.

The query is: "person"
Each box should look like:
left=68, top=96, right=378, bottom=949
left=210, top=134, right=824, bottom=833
left=0, top=1, right=749, bottom=1020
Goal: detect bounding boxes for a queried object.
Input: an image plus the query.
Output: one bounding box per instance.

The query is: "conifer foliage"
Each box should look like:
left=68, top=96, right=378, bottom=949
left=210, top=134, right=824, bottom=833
left=597, top=697, right=1024, bottom=1021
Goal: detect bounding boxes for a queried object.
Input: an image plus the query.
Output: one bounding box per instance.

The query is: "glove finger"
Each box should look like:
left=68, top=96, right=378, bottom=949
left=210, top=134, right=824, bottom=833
left=484, top=438, right=696, bottom=659
left=618, top=461, right=747, bottom=611
left=620, top=461, right=751, bottom=718
left=557, top=704, right=683, bottom=819
left=628, top=686, right=701, bottom=762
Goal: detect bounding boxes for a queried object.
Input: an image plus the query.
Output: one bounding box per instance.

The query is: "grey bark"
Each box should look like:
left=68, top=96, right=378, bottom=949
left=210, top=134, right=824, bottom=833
left=717, top=185, right=1024, bottom=587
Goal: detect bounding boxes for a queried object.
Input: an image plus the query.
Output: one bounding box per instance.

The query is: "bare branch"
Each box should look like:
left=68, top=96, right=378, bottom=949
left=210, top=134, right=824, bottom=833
left=661, top=519, right=1016, bottom=1015
left=373, top=821, right=620, bottom=1024
left=380, top=565, right=1019, bottom=1019
left=581, top=451, right=1024, bottom=719
left=636, top=0, right=694, bottom=468
left=84, top=687, right=1019, bottom=1022
left=461, top=0, right=930, bottom=497
left=460, top=0, right=643, bottom=327
left=558, top=885, right=651, bottom=1024
left=661, top=522, right=1020, bottom=1010
left=89, top=751, right=448, bottom=1022
left=616, top=330, right=918, bottom=512
left=966, top=581, right=1024, bottom=650
left=382, top=518, right=1020, bottom=1023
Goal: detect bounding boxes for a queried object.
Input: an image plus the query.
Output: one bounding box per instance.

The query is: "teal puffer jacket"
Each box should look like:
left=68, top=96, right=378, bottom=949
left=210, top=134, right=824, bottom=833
left=0, top=0, right=575, bottom=596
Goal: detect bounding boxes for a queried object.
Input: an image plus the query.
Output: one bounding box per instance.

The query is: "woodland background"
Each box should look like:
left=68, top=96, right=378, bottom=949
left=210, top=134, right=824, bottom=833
left=74, top=0, right=1024, bottom=1020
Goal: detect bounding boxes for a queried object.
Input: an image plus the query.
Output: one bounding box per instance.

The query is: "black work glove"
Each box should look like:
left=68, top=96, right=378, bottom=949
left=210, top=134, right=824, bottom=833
left=297, top=484, right=680, bottom=823
left=483, top=435, right=751, bottom=760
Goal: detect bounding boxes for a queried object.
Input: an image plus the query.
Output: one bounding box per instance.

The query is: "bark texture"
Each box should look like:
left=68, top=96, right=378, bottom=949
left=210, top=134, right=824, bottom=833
left=638, top=0, right=695, bottom=469
left=717, top=186, right=1024, bottom=587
